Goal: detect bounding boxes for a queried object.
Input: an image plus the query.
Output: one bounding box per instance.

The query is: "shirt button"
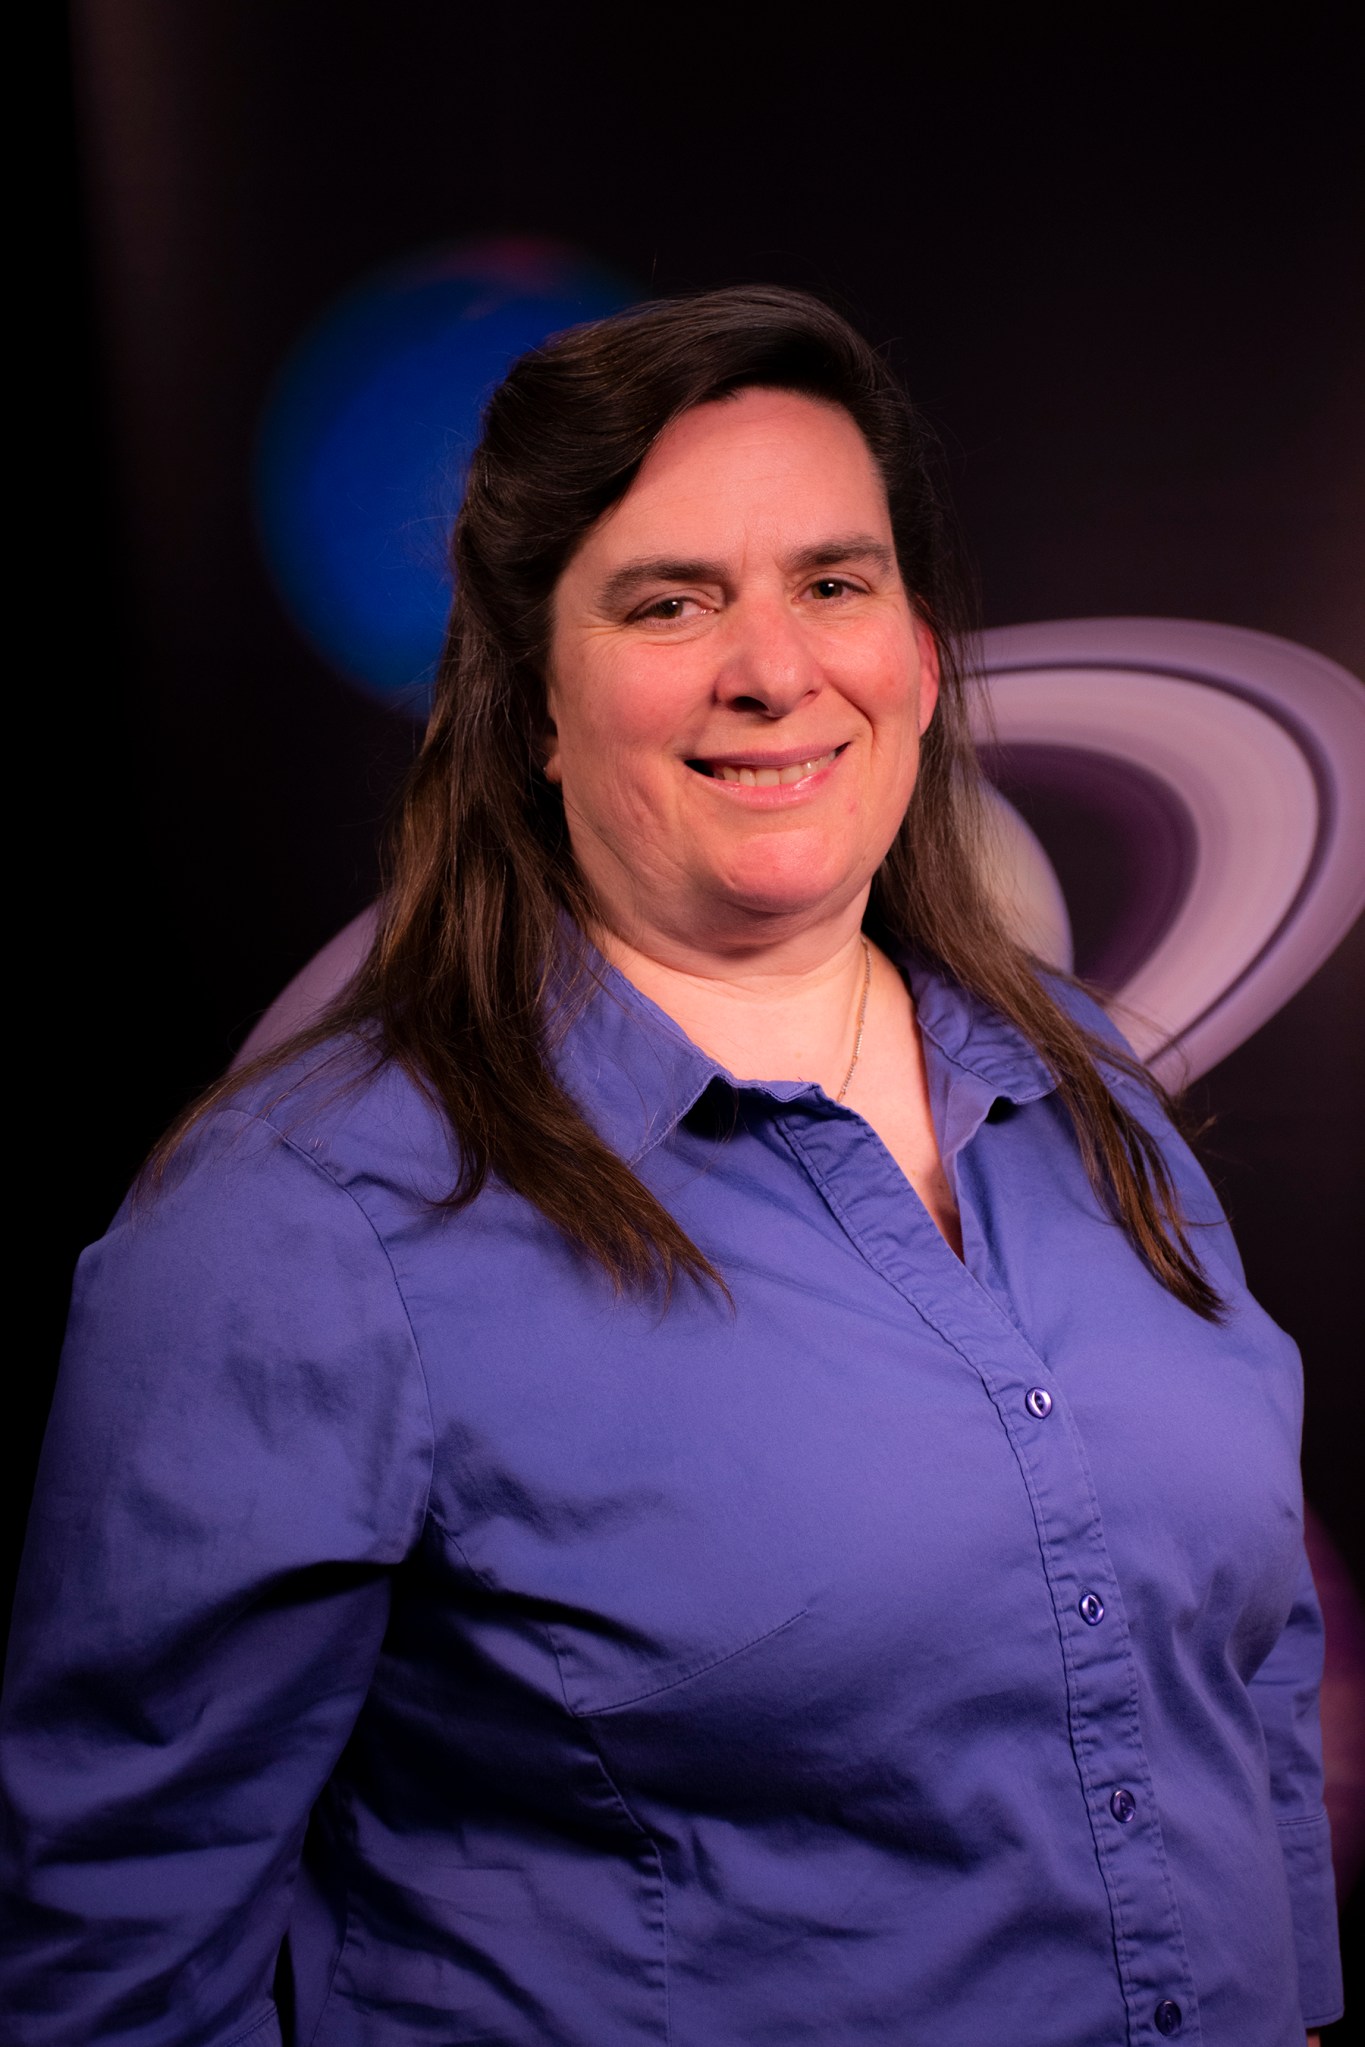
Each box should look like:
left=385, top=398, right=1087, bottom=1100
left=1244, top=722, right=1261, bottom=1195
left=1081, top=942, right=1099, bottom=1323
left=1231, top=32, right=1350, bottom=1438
left=1025, top=1386, right=1053, bottom=1419
left=1154, top=1999, right=1183, bottom=2035
left=1109, top=1787, right=1137, bottom=1823
left=1078, top=1591, right=1105, bottom=1625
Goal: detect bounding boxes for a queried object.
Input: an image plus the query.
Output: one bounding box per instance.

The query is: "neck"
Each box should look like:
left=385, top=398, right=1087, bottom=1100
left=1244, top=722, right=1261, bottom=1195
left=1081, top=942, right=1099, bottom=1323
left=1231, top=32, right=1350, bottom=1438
left=592, top=903, right=877, bottom=1092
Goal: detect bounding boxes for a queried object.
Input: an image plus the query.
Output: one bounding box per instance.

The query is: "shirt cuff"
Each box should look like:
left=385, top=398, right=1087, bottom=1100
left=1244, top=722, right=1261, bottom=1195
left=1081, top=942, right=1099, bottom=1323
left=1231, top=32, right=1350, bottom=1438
left=1278, top=1807, right=1345, bottom=2028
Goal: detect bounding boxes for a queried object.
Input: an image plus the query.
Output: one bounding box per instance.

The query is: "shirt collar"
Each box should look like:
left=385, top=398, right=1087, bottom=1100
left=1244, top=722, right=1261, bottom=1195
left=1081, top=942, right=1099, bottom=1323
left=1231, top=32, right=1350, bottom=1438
left=551, top=942, right=1056, bottom=1168
left=900, top=953, right=1055, bottom=1168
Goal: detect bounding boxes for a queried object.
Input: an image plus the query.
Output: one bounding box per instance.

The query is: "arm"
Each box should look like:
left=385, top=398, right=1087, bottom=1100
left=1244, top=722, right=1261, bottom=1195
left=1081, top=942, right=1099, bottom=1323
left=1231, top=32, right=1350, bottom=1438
left=0, top=1109, right=433, bottom=2045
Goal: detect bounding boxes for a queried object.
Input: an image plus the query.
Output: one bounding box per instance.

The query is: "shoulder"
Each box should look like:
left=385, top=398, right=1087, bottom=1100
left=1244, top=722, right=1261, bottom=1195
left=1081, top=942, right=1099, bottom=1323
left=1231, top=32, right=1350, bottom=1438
left=50, top=1041, right=439, bottom=1593
left=66, top=1041, right=447, bottom=1447
left=1031, top=971, right=1249, bottom=1292
left=1032, top=969, right=1186, bottom=1124
left=79, top=1039, right=461, bottom=1351
left=1034, top=969, right=1140, bottom=1065
left=167, top=1034, right=459, bottom=1217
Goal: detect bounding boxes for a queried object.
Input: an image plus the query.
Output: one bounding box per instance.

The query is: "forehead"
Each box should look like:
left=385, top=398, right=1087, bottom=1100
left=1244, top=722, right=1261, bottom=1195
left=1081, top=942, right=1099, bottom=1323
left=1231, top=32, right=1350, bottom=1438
left=584, top=387, right=893, bottom=558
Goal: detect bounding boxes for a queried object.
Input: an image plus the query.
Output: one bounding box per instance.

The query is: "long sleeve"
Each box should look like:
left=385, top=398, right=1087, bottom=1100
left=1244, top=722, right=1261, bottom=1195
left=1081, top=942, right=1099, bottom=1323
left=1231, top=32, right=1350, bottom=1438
left=0, top=1110, right=434, bottom=2045
left=1247, top=1547, right=1345, bottom=2030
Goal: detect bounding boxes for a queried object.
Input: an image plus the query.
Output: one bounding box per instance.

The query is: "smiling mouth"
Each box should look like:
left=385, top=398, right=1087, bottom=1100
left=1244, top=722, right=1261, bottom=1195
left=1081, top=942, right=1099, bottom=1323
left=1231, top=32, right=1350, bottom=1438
left=687, top=746, right=844, bottom=787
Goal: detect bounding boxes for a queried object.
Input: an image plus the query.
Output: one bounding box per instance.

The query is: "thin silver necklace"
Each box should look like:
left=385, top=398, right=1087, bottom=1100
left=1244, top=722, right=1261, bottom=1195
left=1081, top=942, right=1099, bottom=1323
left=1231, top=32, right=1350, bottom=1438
left=835, top=937, right=873, bottom=1103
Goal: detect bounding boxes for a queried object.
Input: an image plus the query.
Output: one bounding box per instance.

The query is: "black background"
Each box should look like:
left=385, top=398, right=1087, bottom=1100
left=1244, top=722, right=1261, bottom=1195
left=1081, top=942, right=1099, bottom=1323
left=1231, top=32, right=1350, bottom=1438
left=40, top=0, right=1365, bottom=2014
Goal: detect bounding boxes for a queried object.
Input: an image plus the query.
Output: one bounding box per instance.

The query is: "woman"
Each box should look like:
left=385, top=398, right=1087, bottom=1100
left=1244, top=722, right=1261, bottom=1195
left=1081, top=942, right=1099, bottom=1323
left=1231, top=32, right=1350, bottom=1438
left=2, top=289, right=1341, bottom=2043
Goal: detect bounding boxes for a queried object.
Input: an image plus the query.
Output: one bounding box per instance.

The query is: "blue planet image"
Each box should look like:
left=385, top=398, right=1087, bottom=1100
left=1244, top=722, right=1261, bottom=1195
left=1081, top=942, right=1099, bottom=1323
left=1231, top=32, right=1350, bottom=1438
left=255, top=239, right=637, bottom=708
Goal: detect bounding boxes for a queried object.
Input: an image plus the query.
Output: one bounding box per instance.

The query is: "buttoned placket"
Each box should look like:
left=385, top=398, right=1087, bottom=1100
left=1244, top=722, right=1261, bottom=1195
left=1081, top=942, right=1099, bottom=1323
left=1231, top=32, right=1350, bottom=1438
left=776, top=1068, right=1204, bottom=2047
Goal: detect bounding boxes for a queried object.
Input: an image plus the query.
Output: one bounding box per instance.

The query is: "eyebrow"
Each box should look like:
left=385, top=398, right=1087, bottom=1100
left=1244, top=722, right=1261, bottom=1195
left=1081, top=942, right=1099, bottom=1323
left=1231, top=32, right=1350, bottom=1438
left=596, top=533, right=898, bottom=611
left=785, top=534, right=897, bottom=578
left=597, top=558, right=725, bottom=610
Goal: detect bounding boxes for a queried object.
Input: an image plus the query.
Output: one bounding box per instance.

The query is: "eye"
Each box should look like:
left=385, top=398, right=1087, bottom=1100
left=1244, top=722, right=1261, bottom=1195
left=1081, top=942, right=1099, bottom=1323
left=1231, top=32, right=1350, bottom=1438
left=808, top=575, right=858, bottom=601
left=631, top=594, right=707, bottom=624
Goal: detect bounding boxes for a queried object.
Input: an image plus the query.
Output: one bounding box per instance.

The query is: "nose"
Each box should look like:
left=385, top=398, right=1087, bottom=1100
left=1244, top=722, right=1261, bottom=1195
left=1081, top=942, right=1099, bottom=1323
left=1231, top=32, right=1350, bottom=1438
left=714, top=595, right=821, bottom=719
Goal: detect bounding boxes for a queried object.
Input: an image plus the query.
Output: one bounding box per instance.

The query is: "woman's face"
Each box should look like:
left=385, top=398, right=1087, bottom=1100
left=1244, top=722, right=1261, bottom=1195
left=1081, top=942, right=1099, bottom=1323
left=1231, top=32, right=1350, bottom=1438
left=545, top=387, right=939, bottom=954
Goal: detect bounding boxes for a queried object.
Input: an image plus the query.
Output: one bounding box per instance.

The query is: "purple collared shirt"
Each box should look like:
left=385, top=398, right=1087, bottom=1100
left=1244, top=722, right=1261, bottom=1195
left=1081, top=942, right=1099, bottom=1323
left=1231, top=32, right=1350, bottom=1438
left=1, top=960, right=1343, bottom=2043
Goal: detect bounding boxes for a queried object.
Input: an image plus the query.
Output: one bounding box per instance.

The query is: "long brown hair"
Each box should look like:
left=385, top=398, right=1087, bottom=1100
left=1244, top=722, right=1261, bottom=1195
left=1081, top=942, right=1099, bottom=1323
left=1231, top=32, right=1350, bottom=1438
left=164, top=286, right=1221, bottom=1317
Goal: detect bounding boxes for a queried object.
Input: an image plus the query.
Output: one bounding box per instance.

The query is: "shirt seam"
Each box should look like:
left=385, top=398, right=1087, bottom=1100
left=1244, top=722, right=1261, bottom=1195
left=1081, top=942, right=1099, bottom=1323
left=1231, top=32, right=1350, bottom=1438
left=302, top=1783, right=362, bottom=2047
left=424, top=1498, right=509, bottom=1595
left=422, top=1505, right=672, bottom=2045
left=568, top=1717, right=673, bottom=2046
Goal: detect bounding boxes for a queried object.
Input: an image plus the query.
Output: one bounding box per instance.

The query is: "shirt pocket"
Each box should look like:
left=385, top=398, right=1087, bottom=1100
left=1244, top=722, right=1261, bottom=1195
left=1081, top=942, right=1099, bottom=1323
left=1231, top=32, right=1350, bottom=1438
left=551, top=1601, right=810, bottom=1718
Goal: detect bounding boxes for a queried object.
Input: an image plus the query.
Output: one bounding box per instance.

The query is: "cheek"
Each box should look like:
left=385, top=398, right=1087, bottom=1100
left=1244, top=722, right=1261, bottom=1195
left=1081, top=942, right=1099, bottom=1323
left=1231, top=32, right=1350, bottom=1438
left=865, top=670, right=931, bottom=772
left=554, top=645, right=647, bottom=747
left=549, top=670, right=682, bottom=831
left=545, top=667, right=618, bottom=790
left=560, top=653, right=693, bottom=773
left=849, top=618, right=932, bottom=725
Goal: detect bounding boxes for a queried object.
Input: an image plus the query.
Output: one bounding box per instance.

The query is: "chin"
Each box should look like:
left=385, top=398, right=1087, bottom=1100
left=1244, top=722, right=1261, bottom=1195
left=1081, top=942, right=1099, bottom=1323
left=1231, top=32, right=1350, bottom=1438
left=701, top=854, right=867, bottom=926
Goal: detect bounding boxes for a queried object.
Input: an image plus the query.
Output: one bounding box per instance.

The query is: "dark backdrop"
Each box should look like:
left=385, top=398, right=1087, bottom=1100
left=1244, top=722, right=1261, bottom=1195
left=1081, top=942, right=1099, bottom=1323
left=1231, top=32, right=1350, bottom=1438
left=38, top=0, right=1365, bottom=2004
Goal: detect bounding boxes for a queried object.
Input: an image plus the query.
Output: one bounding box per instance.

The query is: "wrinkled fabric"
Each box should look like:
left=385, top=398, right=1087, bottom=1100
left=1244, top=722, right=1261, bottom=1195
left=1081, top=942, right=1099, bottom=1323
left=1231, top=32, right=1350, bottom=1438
left=1, top=958, right=1343, bottom=2044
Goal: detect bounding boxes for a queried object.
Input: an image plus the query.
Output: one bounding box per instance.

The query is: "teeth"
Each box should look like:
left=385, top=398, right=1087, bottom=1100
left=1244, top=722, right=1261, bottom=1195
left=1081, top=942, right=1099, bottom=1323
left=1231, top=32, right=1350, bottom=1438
left=711, top=752, right=834, bottom=787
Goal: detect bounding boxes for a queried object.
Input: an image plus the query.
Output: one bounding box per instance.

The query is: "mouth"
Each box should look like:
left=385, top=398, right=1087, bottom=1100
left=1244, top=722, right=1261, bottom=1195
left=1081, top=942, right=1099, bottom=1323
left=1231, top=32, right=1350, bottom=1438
left=686, top=745, right=845, bottom=788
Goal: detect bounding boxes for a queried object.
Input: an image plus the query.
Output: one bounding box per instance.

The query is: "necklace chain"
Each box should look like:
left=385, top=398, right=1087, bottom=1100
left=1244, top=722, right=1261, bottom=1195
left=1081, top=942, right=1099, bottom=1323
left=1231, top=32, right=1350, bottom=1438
left=835, top=937, right=873, bottom=1103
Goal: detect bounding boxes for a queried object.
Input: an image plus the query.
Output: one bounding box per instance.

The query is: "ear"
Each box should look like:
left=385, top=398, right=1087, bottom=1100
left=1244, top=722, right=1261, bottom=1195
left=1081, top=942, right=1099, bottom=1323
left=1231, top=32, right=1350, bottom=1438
left=914, top=619, right=941, bottom=734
